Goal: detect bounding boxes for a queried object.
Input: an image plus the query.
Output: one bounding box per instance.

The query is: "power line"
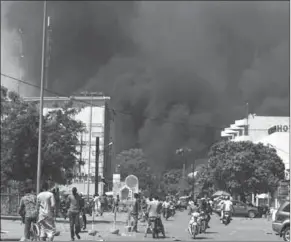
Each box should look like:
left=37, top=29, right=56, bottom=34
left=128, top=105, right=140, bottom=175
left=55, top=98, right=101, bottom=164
left=0, top=72, right=281, bottom=132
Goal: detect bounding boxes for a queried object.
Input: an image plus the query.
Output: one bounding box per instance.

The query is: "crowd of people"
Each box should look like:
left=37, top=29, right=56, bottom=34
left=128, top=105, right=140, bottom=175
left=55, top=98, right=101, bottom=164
left=18, top=182, right=235, bottom=241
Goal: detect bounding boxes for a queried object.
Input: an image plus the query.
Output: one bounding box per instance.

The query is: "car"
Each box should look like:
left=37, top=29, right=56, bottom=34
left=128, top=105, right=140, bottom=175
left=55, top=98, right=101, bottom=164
left=214, top=200, right=259, bottom=218
left=232, top=200, right=259, bottom=218
left=272, top=201, right=290, bottom=241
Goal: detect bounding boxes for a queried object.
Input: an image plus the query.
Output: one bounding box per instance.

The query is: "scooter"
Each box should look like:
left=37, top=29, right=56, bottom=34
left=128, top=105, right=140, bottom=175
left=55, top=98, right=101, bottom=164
left=222, top=211, right=231, bottom=225
left=188, top=212, right=200, bottom=239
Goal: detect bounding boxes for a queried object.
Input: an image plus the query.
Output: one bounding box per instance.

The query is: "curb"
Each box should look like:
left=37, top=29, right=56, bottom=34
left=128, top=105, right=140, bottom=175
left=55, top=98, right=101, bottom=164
left=0, top=216, right=126, bottom=225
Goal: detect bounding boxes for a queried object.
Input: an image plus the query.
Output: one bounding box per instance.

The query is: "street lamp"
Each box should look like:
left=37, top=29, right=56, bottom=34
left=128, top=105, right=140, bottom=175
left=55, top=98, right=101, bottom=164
left=175, top=147, right=192, bottom=178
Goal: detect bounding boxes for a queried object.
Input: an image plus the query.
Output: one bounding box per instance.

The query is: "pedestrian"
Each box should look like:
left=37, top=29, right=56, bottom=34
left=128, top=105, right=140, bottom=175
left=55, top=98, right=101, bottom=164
left=66, top=187, right=81, bottom=241
left=54, top=187, right=60, bottom=218
left=99, top=193, right=106, bottom=216
left=93, top=193, right=100, bottom=216
left=130, top=193, right=140, bottom=233
left=79, top=193, right=87, bottom=230
left=37, top=182, right=56, bottom=241
left=18, top=186, right=38, bottom=241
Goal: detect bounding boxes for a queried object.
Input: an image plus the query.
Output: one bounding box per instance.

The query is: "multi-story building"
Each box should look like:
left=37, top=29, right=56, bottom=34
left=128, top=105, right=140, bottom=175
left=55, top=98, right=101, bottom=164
left=23, top=94, right=115, bottom=195
left=221, top=114, right=290, bottom=179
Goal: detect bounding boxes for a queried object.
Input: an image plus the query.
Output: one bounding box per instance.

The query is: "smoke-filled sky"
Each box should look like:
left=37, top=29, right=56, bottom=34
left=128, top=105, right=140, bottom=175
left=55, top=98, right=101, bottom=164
left=1, top=1, right=289, bottom=172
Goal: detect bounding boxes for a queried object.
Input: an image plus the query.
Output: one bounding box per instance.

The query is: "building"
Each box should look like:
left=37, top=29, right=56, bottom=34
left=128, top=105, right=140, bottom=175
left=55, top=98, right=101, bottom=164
left=221, top=114, right=290, bottom=179
left=23, top=95, right=115, bottom=195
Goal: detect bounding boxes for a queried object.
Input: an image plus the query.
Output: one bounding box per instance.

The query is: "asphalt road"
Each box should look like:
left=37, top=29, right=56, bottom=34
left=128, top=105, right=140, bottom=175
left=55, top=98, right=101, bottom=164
left=1, top=211, right=283, bottom=241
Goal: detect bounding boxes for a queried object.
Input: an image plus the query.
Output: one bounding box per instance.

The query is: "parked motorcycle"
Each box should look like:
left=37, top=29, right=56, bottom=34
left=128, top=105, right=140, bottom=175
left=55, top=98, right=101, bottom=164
left=60, top=201, right=68, bottom=219
left=148, top=216, right=166, bottom=239
left=222, top=211, right=231, bottom=225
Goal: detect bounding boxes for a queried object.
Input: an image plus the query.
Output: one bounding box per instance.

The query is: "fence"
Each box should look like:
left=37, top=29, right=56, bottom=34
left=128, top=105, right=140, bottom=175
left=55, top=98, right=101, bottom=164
left=0, top=193, right=22, bottom=216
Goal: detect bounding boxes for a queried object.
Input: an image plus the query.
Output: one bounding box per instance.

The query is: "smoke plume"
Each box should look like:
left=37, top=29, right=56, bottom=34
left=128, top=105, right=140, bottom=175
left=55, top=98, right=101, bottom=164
left=2, top=1, right=289, bottom=172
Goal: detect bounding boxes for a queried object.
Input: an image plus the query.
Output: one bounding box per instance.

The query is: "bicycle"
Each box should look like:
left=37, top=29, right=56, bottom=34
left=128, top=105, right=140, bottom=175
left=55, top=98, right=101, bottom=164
left=29, top=221, right=41, bottom=241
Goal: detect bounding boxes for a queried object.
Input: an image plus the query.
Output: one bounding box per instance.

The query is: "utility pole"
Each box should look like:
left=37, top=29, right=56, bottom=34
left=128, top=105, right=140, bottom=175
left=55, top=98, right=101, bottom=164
left=79, top=132, right=83, bottom=174
left=45, top=16, right=52, bottom=92
left=17, top=28, right=24, bottom=95
left=36, top=0, right=48, bottom=194
left=192, top=161, right=195, bottom=199
left=86, top=94, right=93, bottom=199
left=246, top=102, right=249, bottom=136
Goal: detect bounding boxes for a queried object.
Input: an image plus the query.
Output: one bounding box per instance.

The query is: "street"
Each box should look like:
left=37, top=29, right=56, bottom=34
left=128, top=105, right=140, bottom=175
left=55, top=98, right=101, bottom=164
left=1, top=211, right=282, bottom=241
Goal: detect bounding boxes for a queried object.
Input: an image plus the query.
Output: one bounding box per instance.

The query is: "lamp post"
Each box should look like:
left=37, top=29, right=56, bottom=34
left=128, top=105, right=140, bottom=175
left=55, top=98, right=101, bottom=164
left=175, top=147, right=192, bottom=178
left=36, top=0, right=48, bottom=194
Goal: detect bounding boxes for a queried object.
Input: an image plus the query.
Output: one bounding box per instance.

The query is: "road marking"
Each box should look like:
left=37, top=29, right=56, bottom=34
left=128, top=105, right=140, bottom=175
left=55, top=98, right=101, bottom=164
left=229, top=230, right=237, bottom=235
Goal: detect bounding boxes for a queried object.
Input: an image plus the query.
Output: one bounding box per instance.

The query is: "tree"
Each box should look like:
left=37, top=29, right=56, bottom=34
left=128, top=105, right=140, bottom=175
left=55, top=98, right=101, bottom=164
left=1, top=86, right=86, bottom=188
left=206, top=140, right=285, bottom=201
left=116, top=148, right=155, bottom=191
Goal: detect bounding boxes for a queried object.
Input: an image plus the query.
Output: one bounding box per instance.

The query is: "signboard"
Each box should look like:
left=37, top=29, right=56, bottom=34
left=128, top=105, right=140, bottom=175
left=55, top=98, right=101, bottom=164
left=268, top=125, right=289, bottom=135
left=113, top=174, right=120, bottom=184
left=278, top=181, right=290, bottom=197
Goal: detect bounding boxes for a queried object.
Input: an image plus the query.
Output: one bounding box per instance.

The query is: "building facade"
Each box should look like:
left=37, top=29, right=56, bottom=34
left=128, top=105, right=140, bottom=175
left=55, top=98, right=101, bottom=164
left=221, top=114, right=290, bottom=179
left=23, top=95, right=115, bottom=195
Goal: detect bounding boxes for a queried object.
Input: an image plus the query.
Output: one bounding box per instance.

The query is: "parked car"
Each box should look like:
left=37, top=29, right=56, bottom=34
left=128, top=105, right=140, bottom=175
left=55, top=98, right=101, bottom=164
left=214, top=200, right=259, bottom=218
left=272, top=201, right=290, bottom=241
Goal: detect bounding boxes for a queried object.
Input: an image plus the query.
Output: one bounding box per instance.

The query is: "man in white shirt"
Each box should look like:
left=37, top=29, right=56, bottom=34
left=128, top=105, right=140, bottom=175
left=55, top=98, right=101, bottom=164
left=220, top=196, right=233, bottom=220
left=37, top=182, right=56, bottom=241
left=162, top=198, right=171, bottom=218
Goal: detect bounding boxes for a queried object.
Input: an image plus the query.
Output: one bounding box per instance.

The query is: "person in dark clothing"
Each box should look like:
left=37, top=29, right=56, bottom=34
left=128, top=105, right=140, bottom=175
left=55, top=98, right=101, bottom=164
left=131, top=193, right=140, bottom=232
left=79, top=193, right=87, bottom=230
left=67, top=187, right=81, bottom=241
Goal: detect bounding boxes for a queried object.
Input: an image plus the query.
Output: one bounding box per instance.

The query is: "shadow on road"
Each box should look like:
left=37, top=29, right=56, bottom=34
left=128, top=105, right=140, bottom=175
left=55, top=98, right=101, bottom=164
left=205, top=231, right=218, bottom=234
left=194, top=236, right=213, bottom=240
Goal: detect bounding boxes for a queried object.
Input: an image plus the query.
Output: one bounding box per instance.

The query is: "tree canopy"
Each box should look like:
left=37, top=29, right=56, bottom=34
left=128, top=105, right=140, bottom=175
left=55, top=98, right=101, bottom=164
left=1, top=86, right=86, bottom=188
left=116, top=148, right=155, bottom=191
left=197, top=140, right=285, bottom=201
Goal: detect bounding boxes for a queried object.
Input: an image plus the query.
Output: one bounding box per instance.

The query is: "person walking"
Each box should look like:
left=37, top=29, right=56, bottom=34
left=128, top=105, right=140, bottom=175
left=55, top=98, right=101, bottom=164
left=93, top=194, right=100, bottom=216
left=99, top=193, right=107, bottom=216
left=37, top=182, right=56, bottom=241
left=79, top=193, right=87, bottom=230
left=67, top=187, right=81, bottom=241
left=18, top=187, right=38, bottom=241
left=131, top=193, right=140, bottom=233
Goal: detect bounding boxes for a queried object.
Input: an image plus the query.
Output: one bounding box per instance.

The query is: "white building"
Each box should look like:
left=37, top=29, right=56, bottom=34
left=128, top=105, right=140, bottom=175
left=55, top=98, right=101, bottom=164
left=221, top=114, right=290, bottom=179
left=23, top=95, right=115, bottom=195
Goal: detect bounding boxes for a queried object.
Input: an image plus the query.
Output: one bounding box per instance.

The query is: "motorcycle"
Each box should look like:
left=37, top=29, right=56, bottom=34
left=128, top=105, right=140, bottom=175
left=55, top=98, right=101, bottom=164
left=148, top=216, right=165, bottom=239
left=222, top=211, right=231, bottom=225
left=188, top=212, right=200, bottom=239
left=60, top=201, right=68, bottom=219
left=169, top=205, right=176, bottom=217
left=199, top=211, right=207, bottom=233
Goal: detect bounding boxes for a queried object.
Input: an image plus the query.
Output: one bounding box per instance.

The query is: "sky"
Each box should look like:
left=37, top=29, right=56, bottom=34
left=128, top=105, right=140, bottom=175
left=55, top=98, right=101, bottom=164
left=1, top=1, right=289, bottom=171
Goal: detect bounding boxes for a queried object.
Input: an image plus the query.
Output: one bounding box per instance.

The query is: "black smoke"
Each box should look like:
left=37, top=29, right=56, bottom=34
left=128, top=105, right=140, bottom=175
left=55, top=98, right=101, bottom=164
left=2, top=1, right=289, bottom=172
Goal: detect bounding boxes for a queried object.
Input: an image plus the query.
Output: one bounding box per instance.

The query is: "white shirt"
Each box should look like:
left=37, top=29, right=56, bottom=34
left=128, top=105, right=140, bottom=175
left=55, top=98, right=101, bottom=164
left=162, top=201, right=171, bottom=208
left=37, top=191, right=55, bottom=221
left=223, top=200, right=233, bottom=211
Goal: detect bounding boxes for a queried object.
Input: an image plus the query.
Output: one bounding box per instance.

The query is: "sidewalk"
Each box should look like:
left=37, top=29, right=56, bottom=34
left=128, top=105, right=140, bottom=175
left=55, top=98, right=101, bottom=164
left=1, top=212, right=128, bottom=225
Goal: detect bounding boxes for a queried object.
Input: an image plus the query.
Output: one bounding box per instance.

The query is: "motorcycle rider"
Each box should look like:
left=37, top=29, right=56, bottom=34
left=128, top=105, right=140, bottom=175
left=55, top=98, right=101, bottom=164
left=188, top=205, right=200, bottom=235
left=144, top=196, right=164, bottom=238
left=220, top=196, right=233, bottom=221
